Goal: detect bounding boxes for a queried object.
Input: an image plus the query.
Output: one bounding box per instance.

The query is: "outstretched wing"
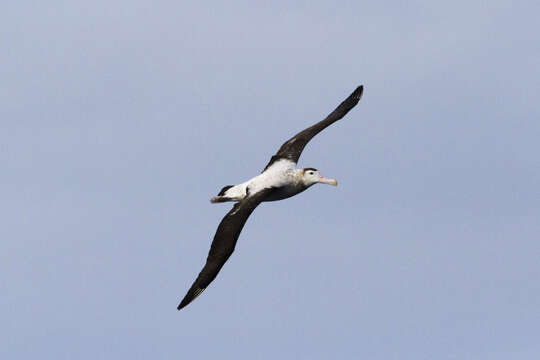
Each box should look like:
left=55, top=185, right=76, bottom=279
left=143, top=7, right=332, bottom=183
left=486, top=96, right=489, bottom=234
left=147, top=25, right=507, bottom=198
left=263, top=85, right=363, bottom=171
left=177, top=188, right=274, bottom=310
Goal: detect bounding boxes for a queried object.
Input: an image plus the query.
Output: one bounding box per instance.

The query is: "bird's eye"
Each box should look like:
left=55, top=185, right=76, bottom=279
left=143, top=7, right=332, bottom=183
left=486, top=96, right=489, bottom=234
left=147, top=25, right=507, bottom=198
left=309, top=172, right=313, bottom=175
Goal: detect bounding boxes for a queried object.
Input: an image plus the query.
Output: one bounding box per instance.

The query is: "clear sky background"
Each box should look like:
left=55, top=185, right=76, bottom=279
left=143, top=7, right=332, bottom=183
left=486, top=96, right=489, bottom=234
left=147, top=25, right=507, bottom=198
left=2, top=1, right=540, bottom=359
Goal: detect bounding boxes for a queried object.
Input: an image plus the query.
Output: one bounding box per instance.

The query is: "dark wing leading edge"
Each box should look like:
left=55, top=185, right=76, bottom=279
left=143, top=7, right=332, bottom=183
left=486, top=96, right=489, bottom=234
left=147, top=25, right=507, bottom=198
left=177, top=188, right=274, bottom=310
left=263, top=85, right=363, bottom=171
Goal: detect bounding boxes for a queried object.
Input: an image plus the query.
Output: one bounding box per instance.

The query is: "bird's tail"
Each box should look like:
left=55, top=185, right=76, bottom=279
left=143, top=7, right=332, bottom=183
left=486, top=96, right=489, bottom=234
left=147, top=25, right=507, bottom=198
left=210, top=184, right=242, bottom=203
left=210, top=195, right=233, bottom=203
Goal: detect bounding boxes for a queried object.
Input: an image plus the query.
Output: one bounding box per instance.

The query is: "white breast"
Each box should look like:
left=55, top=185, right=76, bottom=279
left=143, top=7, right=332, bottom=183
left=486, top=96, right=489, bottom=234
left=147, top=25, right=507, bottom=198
left=246, top=159, right=297, bottom=194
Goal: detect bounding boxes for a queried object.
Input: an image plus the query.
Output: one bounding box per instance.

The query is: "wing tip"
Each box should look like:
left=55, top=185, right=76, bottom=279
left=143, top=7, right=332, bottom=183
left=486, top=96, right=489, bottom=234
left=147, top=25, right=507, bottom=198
left=177, top=297, right=190, bottom=310
left=177, top=287, right=206, bottom=311
left=352, top=85, right=364, bottom=100
left=177, top=298, right=191, bottom=311
left=339, top=85, right=363, bottom=110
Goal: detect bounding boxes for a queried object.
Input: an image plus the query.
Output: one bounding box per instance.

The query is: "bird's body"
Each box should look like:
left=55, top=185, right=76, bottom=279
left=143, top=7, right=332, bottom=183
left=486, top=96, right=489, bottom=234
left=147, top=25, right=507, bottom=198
left=210, top=158, right=324, bottom=203
left=178, top=85, right=364, bottom=310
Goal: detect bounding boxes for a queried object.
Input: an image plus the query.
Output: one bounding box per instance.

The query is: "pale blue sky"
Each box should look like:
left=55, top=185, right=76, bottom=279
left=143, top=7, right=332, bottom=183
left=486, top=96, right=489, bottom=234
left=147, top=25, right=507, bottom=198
left=2, top=1, right=540, bottom=359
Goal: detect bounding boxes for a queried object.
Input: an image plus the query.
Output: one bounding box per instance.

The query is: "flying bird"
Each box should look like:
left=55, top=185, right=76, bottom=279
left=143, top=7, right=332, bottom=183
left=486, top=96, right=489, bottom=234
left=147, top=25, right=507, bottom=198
left=178, top=85, right=364, bottom=310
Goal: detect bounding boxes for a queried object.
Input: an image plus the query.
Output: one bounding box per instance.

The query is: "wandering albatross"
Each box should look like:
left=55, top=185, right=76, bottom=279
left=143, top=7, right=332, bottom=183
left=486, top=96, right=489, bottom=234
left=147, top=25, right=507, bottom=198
left=178, top=85, right=364, bottom=310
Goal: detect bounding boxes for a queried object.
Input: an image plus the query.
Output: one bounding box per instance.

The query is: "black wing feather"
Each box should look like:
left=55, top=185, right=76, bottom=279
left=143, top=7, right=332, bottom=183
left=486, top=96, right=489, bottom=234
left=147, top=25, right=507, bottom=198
left=263, top=85, right=363, bottom=171
left=177, top=188, right=274, bottom=310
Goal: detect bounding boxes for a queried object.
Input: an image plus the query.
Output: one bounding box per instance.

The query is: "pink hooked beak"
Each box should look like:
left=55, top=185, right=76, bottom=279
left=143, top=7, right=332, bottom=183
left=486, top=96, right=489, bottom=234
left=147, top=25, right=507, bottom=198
left=317, top=174, right=338, bottom=186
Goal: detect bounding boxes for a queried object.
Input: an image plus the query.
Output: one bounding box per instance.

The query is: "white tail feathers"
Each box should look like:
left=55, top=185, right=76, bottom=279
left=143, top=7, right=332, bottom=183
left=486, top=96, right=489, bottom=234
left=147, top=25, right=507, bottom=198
left=210, top=183, right=247, bottom=203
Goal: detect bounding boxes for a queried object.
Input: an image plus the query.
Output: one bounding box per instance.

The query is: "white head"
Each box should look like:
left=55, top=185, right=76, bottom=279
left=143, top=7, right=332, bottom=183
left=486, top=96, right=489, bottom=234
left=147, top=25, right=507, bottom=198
left=301, top=168, right=338, bottom=187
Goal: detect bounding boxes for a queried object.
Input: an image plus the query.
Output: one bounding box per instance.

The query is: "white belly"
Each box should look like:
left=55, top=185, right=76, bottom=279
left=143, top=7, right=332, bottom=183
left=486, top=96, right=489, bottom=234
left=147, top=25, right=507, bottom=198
left=223, top=159, right=299, bottom=201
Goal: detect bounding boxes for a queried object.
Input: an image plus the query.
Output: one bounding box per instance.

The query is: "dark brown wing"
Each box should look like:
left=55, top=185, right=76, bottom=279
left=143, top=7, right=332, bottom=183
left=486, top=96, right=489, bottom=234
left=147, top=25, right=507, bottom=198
left=177, top=188, right=274, bottom=310
left=263, top=85, right=363, bottom=171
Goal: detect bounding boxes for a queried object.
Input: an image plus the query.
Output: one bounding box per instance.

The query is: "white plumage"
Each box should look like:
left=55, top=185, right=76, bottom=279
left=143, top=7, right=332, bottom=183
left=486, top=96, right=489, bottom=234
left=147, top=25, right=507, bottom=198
left=216, top=159, right=298, bottom=202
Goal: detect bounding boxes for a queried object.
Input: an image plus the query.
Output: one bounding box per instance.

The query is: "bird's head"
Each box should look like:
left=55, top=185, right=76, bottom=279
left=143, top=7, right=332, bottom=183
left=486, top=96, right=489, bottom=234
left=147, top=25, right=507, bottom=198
left=301, top=168, right=338, bottom=187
